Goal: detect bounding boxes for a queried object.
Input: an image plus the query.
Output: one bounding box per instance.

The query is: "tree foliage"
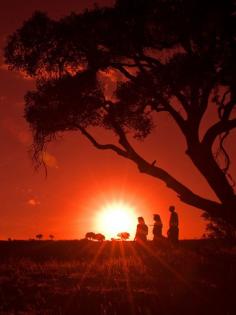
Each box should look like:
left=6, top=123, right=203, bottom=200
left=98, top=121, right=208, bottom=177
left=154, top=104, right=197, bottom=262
left=4, top=0, right=236, bottom=229
left=94, top=233, right=105, bottom=242
left=49, top=234, right=55, bottom=240
left=202, top=212, right=236, bottom=240
left=85, top=232, right=96, bottom=240
left=117, top=232, right=130, bottom=240
left=85, top=232, right=105, bottom=241
left=36, top=234, right=43, bottom=240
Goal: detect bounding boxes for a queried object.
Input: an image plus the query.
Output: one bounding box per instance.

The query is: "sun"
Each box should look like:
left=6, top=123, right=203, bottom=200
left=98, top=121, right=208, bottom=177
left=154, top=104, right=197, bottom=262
left=96, top=201, right=137, bottom=239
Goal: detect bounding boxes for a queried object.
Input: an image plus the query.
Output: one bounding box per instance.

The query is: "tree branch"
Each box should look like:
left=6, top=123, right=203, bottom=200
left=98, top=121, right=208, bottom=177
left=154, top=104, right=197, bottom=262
left=77, top=125, right=129, bottom=159
left=221, top=99, right=236, bottom=121
left=174, top=91, right=189, bottom=114
left=111, top=63, right=136, bottom=81
left=138, top=53, right=163, bottom=67
left=80, top=121, right=224, bottom=218
left=129, top=152, right=224, bottom=217
left=199, top=82, right=215, bottom=117
left=155, top=95, right=187, bottom=135
left=202, top=118, right=236, bottom=148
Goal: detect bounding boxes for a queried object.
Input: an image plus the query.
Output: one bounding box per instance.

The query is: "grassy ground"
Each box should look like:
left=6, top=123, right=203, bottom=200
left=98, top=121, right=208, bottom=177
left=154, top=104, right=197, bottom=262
left=0, top=239, right=235, bottom=315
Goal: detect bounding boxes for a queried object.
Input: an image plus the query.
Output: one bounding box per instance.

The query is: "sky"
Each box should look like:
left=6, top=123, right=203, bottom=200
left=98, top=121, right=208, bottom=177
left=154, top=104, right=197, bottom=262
left=0, top=0, right=235, bottom=240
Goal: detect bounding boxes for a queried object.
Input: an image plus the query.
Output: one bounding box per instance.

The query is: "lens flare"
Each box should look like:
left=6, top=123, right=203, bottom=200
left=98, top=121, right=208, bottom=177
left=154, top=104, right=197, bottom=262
left=96, top=201, right=137, bottom=239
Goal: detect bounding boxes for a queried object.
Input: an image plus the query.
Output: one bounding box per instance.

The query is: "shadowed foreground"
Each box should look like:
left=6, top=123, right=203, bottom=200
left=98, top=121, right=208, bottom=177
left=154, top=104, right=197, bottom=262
left=0, top=240, right=235, bottom=315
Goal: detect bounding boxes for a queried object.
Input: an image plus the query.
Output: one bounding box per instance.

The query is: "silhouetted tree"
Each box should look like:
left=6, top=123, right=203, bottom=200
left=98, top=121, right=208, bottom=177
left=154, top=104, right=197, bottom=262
left=94, top=233, right=105, bottom=242
left=85, top=232, right=96, bottom=240
left=117, top=232, right=130, bottom=240
left=49, top=234, right=54, bottom=240
left=36, top=234, right=43, bottom=240
left=4, top=0, right=236, bottom=228
left=203, top=213, right=236, bottom=240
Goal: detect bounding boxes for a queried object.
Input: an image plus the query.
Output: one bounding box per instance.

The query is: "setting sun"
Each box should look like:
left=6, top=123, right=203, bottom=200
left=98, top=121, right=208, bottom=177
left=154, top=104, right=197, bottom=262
left=96, top=201, right=137, bottom=239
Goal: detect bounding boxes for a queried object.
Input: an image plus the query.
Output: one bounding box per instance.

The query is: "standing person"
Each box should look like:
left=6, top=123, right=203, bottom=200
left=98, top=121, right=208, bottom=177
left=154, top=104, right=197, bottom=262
left=134, top=217, right=148, bottom=243
left=167, top=206, right=179, bottom=243
left=153, top=214, right=163, bottom=241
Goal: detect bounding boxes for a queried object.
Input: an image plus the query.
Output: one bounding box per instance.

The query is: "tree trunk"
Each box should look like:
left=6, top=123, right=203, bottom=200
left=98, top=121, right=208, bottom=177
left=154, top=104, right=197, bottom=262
left=186, top=141, right=236, bottom=225
left=187, top=145, right=234, bottom=200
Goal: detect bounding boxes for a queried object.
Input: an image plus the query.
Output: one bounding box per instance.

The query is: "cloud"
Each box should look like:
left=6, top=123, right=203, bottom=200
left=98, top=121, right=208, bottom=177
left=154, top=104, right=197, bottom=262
left=42, top=151, right=59, bottom=169
left=27, top=198, right=40, bottom=207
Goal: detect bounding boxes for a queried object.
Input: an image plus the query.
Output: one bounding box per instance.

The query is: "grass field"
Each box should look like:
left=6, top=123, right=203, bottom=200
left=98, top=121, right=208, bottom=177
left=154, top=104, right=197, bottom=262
left=0, top=239, right=235, bottom=315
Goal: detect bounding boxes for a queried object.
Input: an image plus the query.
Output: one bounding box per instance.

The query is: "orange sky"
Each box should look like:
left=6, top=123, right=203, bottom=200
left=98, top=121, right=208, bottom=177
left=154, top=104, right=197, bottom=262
left=0, top=0, right=236, bottom=240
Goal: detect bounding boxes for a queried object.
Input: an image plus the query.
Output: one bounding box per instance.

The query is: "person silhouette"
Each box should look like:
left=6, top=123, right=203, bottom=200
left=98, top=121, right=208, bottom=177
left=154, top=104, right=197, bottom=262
left=167, top=206, right=179, bottom=243
left=134, top=216, right=148, bottom=243
left=153, top=214, right=163, bottom=241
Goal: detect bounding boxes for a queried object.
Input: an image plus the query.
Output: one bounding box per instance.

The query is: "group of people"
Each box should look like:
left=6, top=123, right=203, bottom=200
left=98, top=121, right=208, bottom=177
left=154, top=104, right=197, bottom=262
left=134, top=206, right=179, bottom=244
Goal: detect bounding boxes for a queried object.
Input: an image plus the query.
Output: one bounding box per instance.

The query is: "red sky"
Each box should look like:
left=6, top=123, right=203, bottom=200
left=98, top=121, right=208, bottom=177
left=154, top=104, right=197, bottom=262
left=0, top=0, right=235, bottom=240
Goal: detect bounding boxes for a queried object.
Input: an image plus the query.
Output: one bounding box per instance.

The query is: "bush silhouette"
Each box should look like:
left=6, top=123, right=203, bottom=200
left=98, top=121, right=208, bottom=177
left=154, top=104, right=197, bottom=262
left=49, top=234, right=55, bottom=241
left=85, top=232, right=105, bottom=241
left=85, top=232, right=96, bottom=240
left=36, top=234, right=43, bottom=240
left=94, top=233, right=105, bottom=242
left=117, top=232, right=130, bottom=241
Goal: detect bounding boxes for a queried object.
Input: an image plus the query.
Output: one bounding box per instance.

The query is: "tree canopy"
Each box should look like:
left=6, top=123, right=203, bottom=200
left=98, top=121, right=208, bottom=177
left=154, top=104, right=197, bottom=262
left=117, top=232, right=130, bottom=240
left=4, top=0, right=236, bottom=228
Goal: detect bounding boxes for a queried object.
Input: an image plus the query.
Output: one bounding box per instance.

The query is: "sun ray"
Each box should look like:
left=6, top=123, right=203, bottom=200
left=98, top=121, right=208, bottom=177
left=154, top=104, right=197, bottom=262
left=119, top=241, right=136, bottom=315
left=62, top=241, right=106, bottom=312
left=103, top=240, right=116, bottom=288
left=78, top=241, right=106, bottom=286
left=135, top=241, right=205, bottom=301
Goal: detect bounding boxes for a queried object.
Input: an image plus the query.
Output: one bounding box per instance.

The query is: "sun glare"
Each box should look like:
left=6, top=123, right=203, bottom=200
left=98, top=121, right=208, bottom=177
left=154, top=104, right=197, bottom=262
left=96, top=201, right=137, bottom=239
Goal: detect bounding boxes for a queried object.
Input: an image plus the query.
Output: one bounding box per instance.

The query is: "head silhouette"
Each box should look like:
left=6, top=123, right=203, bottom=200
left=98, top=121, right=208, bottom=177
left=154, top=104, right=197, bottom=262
left=169, top=206, right=175, bottom=212
left=138, top=216, right=145, bottom=224
left=153, top=214, right=161, bottom=222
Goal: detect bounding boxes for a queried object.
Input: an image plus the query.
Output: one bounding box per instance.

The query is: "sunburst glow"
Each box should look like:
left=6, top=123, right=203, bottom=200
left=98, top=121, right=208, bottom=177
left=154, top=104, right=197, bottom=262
left=96, top=201, right=137, bottom=239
